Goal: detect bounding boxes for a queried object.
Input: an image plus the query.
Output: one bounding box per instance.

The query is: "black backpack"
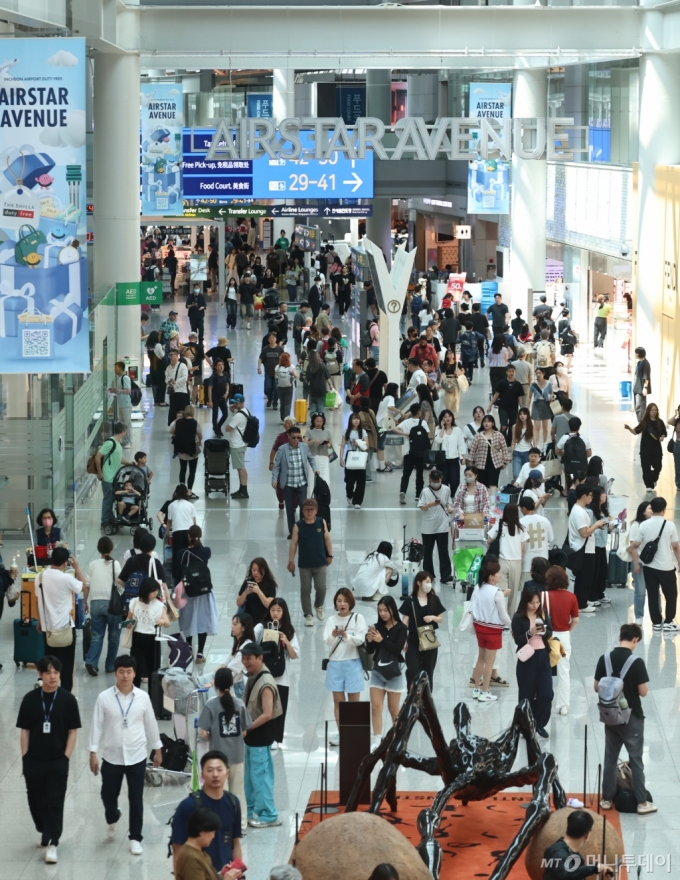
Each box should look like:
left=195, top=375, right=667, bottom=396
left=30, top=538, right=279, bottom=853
left=129, top=378, right=142, bottom=406
left=166, top=789, right=238, bottom=859
left=562, top=433, right=588, bottom=473
left=237, top=407, right=260, bottom=448
left=261, top=638, right=286, bottom=678
left=181, top=550, right=213, bottom=597
left=157, top=732, right=190, bottom=772
left=408, top=420, right=431, bottom=459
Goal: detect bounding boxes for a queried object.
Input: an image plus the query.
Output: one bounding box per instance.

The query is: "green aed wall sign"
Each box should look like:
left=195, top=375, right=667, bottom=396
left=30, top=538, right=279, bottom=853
left=116, top=282, right=163, bottom=305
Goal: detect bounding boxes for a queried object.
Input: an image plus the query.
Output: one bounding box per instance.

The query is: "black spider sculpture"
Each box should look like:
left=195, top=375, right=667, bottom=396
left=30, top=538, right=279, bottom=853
left=345, top=671, right=566, bottom=880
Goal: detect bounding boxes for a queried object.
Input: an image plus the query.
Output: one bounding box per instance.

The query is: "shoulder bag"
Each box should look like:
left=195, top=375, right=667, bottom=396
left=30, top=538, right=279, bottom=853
left=639, top=520, right=666, bottom=565
left=372, top=633, right=402, bottom=680
left=541, top=592, right=562, bottom=667
left=486, top=521, right=503, bottom=559
left=345, top=447, right=368, bottom=469
left=107, top=559, right=124, bottom=617
left=411, top=598, right=441, bottom=652
left=120, top=615, right=135, bottom=650
left=37, top=572, right=74, bottom=648
left=321, top=613, right=353, bottom=670
left=515, top=626, right=535, bottom=663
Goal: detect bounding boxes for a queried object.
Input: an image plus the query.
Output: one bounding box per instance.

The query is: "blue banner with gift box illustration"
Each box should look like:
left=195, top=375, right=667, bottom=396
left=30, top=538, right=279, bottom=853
left=141, top=82, right=184, bottom=216
left=0, top=38, right=89, bottom=372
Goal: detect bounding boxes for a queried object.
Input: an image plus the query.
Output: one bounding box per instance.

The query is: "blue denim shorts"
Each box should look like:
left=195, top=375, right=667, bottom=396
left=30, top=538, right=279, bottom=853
left=324, top=657, right=365, bottom=694
left=370, top=666, right=406, bottom=693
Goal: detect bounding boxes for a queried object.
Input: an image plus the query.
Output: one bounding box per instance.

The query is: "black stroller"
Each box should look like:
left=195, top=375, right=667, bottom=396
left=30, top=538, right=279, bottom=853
left=204, top=438, right=230, bottom=497
left=106, top=464, right=153, bottom=535
left=263, top=288, right=280, bottom=321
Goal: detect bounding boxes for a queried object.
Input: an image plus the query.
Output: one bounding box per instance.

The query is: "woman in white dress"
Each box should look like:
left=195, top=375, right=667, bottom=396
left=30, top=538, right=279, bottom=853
left=353, top=542, right=400, bottom=600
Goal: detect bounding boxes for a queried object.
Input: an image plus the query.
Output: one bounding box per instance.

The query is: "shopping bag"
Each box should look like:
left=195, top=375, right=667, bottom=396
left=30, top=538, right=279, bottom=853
left=453, top=546, right=486, bottom=581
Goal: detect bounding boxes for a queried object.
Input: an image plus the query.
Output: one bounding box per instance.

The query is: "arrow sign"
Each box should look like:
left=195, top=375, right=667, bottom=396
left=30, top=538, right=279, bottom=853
left=324, top=207, right=331, bottom=215
left=342, top=172, right=363, bottom=193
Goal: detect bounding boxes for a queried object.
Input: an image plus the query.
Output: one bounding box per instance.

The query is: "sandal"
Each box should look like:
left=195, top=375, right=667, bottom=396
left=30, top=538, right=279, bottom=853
left=489, top=676, right=509, bottom=687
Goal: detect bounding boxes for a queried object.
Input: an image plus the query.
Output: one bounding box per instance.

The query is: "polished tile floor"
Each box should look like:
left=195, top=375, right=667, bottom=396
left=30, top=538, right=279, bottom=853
left=1, top=296, right=679, bottom=879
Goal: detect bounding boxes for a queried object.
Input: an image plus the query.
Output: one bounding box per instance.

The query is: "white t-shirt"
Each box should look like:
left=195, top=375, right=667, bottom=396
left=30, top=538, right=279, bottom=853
left=515, top=462, right=545, bottom=486
left=514, top=428, right=533, bottom=453
left=463, top=421, right=482, bottom=455
left=419, top=484, right=453, bottom=534
left=226, top=284, right=238, bottom=301
left=637, top=517, right=679, bottom=571
left=36, top=568, right=82, bottom=631
left=433, top=426, right=466, bottom=460
left=167, top=499, right=196, bottom=532
left=397, top=416, right=424, bottom=456
left=376, top=395, right=396, bottom=428
left=408, top=369, right=427, bottom=390
left=353, top=552, right=395, bottom=599
left=226, top=408, right=248, bottom=448
left=85, top=558, right=122, bottom=602
left=487, top=521, right=527, bottom=561
left=569, top=504, right=595, bottom=554
left=129, top=597, right=164, bottom=634
left=519, top=514, right=554, bottom=572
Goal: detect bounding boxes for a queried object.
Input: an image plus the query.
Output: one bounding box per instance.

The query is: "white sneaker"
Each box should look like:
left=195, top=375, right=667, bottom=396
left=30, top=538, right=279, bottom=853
left=347, top=497, right=354, bottom=507
left=588, top=601, right=601, bottom=608
left=477, top=691, right=498, bottom=702
left=45, top=845, right=58, bottom=864
left=106, top=824, right=116, bottom=841
left=635, top=617, right=644, bottom=625
left=581, top=605, right=596, bottom=614
left=304, top=615, right=314, bottom=627
left=663, top=622, right=679, bottom=631
left=270, top=741, right=279, bottom=751
left=354, top=504, right=361, bottom=509
left=472, top=688, right=482, bottom=700
left=315, top=606, right=325, bottom=621
left=599, top=596, right=611, bottom=605
left=130, top=840, right=143, bottom=856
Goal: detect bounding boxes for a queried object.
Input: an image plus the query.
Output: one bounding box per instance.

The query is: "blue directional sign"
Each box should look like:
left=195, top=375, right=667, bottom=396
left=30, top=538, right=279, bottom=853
left=182, top=128, right=373, bottom=201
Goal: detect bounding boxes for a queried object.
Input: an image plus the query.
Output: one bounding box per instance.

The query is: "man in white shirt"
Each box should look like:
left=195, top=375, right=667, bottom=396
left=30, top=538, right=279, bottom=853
left=224, top=392, right=250, bottom=499
left=89, top=655, right=162, bottom=856
left=513, top=448, right=545, bottom=487
left=419, top=469, right=454, bottom=585
left=35, top=547, right=84, bottom=693
left=629, top=496, right=680, bottom=632
left=519, top=497, right=554, bottom=590
left=406, top=358, right=427, bottom=390
left=568, top=484, right=607, bottom=612
left=165, top=348, right=190, bottom=425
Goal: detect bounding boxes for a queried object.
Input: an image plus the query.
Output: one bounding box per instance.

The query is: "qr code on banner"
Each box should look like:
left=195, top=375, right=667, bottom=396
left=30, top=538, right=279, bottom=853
left=21, top=329, right=51, bottom=358
left=156, top=197, right=169, bottom=209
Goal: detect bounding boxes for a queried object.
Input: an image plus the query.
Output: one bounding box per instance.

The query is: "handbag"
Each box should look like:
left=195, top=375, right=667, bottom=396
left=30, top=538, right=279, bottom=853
left=37, top=573, right=74, bottom=648
left=345, top=449, right=368, bottom=469
left=549, top=399, right=563, bottom=415
left=541, top=592, right=562, bottom=667
left=322, top=613, right=353, bottom=670
left=562, top=534, right=586, bottom=573
left=328, top=446, right=339, bottom=464
left=668, top=438, right=675, bottom=453
left=81, top=619, right=92, bottom=660
left=425, top=449, right=446, bottom=467
left=457, top=374, right=470, bottom=394
left=412, top=599, right=441, bottom=652
left=262, top=623, right=281, bottom=644
left=543, top=456, right=562, bottom=478
left=458, top=599, right=474, bottom=633
left=358, top=641, right=374, bottom=679
left=515, top=628, right=535, bottom=662
left=120, top=618, right=135, bottom=650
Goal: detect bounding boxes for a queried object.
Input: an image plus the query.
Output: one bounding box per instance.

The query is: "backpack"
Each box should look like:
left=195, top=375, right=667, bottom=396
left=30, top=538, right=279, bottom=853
left=361, top=328, right=372, bottom=348
left=324, top=349, right=341, bottom=375
left=639, top=520, right=666, bottom=565
left=597, top=651, right=638, bottom=726
left=129, top=378, right=142, bottom=407
left=562, top=434, right=588, bottom=473
left=122, top=566, right=146, bottom=609
left=181, top=550, right=213, bottom=598
left=410, top=293, right=423, bottom=314
left=276, top=366, right=292, bottom=388
left=166, top=789, right=238, bottom=858
left=236, top=407, right=260, bottom=448
left=535, top=340, right=552, bottom=368
left=261, top=638, right=287, bottom=678
left=408, top=420, right=431, bottom=459
left=86, top=438, right=117, bottom=475
left=613, top=761, right=653, bottom=813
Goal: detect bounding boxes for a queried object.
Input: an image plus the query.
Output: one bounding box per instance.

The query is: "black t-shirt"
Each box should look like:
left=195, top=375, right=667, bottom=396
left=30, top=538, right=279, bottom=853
left=160, top=500, right=171, bottom=523
left=260, top=344, right=284, bottom=377
left=205, top=346, right=232, bottom=369
left=487, top=302, right=509, bottom=329
left=400, top=338, right=417, bottom=359
left=17, top=687, right=82, bottom=762
left=399, top=595, right=446, bottom=647
left=495, top=379, right=524, bottom=415
left=471, top=313, right=489, bottom=335
left=441, top=317, right=461, bottom=347
left=542, top=839, right=598, bottom=880
left=366, top=368, right=387, bottom=402
left=595, top=647, right=649, bottom=718
left=239, top=281, right=256, bottom=304
left=237, top=578, right=277, bottom=624
left=208, top=249, right=218, bottom=270
left=119, top=553, right=164, bottom=585
left=211, top=373, right=229, bottom=402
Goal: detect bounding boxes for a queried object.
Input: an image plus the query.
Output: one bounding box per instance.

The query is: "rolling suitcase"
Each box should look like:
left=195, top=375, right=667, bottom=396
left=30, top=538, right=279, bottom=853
left=151, top=668, right=172, bottom=720
left=607, top=546, right=629, bottom=587
left=14, top=590, right=45, bottom=667
left=294, top=397, right=308, bottom=424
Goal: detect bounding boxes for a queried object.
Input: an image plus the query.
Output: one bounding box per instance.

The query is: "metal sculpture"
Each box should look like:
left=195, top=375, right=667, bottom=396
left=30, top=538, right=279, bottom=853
left=345, top=671, right=566, bottom=880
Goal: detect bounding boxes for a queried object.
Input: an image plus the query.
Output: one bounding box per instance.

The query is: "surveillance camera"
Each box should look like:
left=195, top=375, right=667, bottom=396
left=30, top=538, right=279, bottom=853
left=621, top=242, right=629, bottom=257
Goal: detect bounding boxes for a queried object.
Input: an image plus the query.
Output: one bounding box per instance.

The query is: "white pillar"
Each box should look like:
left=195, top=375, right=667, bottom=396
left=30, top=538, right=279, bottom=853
left=368, top=198, right=393, bottom=270
left=511, top=69, right=547, bottom=310
left=93, top=53, right=142, bottom=358
left=636, top=54, right=680, bottom=345
left=273, top=69, right=295, bottom=122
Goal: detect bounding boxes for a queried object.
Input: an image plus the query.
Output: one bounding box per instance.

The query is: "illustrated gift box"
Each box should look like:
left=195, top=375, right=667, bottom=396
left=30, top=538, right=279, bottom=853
left=47, top=293, right=83, bottom=345
left=0, top=255, right=87, bottom=329
left=0, top=282, right=40, bottom=337
left=17, top=311, right=54, bottom=359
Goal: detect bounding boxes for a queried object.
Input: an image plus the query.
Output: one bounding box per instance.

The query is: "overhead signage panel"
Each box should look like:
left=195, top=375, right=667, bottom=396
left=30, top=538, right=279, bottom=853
left=183, top=127, right=373, bottom=200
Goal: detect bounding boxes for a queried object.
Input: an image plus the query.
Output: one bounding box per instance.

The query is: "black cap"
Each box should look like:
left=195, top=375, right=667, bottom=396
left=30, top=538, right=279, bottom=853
left=241, top=643, right=264, bottom=657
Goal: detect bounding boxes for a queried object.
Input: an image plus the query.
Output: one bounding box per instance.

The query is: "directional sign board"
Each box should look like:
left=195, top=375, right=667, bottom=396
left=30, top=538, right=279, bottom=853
left=270, top=205, right=373, bottom=218
left=183, top=128, right=373, bottom=200
left=294, top=224, right=319, bottom=252
left=180, top=204, right=271, bottom=220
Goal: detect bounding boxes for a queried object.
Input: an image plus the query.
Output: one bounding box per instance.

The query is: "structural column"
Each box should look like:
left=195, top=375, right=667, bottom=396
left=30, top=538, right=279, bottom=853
left=93, top=52, right=142, bottom=357
left=366, top=70, right=392, bottom=268
left=636, top=53, right=680, bottom=401
left=511, top=69, right=547, bottom=309
left=273, top=69, right=295, bottom=121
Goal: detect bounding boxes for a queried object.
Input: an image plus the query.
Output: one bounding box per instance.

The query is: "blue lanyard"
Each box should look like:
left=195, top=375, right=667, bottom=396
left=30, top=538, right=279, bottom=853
left=41, top=689, right=57, bottom=725
left=115, top=692, right=135, bottom=724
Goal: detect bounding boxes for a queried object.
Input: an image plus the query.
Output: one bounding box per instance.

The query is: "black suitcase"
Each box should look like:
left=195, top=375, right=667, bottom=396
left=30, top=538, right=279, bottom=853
left=230, top=383, right=243, bottom=398
left=608, top=549, right=629, bottom=587
left=150, top=669, right=172, bottom=720
left=14, top=591, right=45, bottom=667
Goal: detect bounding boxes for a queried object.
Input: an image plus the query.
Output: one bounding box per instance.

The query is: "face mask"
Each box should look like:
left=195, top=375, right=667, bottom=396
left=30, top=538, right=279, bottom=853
left=465, top=476, right=475, bottom=484
left=556, top=366, right=564, bottom=373
left=421, top=582, right=433, bottom=593
left=430, top=482, right=441, bottom=490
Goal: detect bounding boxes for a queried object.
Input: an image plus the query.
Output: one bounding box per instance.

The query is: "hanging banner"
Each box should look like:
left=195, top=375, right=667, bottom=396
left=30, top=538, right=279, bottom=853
left=141, top=82, right=183, bottom=216
left=468, top=82, right=512, bottom=216
left=469, top=82, right=512, bottom=120
left=445, top=273, right=467, bottom=303
left=247, top=93, right=273, bottom=118
left=335, top=85, right=366, bottom=125
left=0, top=38, right=89, bottom=374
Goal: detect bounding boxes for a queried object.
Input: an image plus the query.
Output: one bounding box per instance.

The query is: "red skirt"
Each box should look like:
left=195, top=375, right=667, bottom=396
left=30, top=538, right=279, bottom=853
left=473, top=622, right=503, bottom=650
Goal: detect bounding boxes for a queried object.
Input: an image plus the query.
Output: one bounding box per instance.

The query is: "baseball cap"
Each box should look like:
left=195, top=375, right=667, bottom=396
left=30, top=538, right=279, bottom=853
left=528, top=469, right=543, bottom=480
left=169, top=310, right=178, bottom=316
left=240, top=642, right=263, bottom=657
left=229, top=393, right=245, bottom=405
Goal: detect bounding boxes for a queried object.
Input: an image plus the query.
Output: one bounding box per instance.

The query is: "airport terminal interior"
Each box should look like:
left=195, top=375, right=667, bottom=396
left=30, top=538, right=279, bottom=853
left=2, top=1, right=680, bottom=879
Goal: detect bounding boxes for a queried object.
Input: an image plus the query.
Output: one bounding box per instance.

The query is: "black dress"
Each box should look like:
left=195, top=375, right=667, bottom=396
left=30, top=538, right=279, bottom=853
left=635, top=419, right=666, bottom=489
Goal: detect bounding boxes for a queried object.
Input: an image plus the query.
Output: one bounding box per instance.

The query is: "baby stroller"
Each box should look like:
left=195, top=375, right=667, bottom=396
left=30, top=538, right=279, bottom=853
left=204, top=437, right=230, bottom=497
left=105, top=464, right=153, bottom=535
left=263, top=288, right=280, bottom=320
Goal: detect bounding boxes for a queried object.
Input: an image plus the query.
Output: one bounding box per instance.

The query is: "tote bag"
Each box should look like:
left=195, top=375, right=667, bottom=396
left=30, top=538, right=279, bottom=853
left=345, top=450, right=368, bottom=469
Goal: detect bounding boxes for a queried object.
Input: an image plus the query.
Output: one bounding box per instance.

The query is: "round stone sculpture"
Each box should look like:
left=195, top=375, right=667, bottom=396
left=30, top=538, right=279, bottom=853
left=525, top=807, right=624, bottom=880
left=292, top=811, right=432, bottom=880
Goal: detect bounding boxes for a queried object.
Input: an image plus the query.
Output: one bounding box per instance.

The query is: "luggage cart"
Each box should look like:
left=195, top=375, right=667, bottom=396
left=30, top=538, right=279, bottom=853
left=144, top=685, right=211, bottom=788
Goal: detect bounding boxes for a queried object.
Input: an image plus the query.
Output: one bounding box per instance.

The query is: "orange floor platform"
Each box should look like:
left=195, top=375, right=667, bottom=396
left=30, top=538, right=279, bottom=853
left=299, top=791, right=623, bottom=880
